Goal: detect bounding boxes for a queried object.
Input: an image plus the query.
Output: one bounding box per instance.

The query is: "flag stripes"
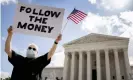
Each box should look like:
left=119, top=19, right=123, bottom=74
left=67, top=8, right=87, bottom=24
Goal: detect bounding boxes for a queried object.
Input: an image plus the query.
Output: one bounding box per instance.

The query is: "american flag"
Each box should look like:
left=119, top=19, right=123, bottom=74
left=67, top=8, right=87, bottom=24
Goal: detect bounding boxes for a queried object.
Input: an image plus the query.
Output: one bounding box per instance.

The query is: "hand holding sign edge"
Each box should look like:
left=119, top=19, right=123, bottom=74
left=55, top=34, right=62, bottom=43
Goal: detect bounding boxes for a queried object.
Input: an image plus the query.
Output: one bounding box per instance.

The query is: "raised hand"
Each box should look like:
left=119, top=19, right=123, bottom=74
left=7, top=26, right=13, bottom=36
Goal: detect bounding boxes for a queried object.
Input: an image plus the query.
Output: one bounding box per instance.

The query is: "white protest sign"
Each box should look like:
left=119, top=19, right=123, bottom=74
left=13, top=3, right=65, bottom=39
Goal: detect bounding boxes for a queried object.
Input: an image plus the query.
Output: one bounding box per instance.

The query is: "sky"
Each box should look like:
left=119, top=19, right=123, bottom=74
left=1, top=0, right=133, bottom=78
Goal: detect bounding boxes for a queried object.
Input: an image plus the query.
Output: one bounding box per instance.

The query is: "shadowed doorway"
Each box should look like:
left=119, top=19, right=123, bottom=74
left=92, top=69, right=97, bottom=80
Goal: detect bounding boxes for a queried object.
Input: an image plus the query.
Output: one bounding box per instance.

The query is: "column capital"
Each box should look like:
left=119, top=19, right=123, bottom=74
left=78, top=51, right=83, bottom=56
left=123, top=48, right=128, bottom=51
left=78, top=50, right=83, bottom=53
left=104, top=49, right=109, bottom=52
left=96, top=50, right=100, bottom=53
left=86, top=51, right=91, bottom=58
left=71, top=51, right=75, bottom=55
left=113, top=48, right=118, bottom=51
left=113, top=48, right=119, bottom=53
left=104, top=49, right=109, bottom=54
left=86, top=50, right=91, bottom=53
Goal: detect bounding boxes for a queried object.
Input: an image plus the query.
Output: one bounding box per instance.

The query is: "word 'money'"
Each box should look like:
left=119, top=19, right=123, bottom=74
left=17, top=22, right=54, bottom=33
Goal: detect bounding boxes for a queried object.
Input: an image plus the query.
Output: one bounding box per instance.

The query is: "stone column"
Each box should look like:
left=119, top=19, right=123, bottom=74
left=87, top=51, right=92, bottom=80
left=105, top=49, right=111, bottom=80
left=123, top=48, right=130, bottom=80
left=63, top=53, right=70, bottom=80
left=79, top=52, right=83, bottom=80
left=70, top=52, right=76, bottom=80
left=114, top=49, right=121, bottom=80
left=96, top=50, right=101, bottom=80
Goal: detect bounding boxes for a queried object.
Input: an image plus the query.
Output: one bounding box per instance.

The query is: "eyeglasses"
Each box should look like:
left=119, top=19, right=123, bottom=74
left=28, top=47, right=36, bottom=51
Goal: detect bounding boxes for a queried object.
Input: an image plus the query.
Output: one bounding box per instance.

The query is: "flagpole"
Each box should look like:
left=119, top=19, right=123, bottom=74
left=60, top=7, right=77, bottom=34
left=61, top=19, right=69, bottom=33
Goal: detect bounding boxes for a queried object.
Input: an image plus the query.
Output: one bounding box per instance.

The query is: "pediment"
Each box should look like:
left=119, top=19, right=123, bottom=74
left=63, top=33, right=129, bottom=46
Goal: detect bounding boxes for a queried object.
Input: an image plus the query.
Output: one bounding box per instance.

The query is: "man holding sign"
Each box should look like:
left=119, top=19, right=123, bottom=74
left=13, top=3, right=64, bottom=39
left=5, top=3, right=64, bottom=80
left=5, top=26, right=62, bottom=80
